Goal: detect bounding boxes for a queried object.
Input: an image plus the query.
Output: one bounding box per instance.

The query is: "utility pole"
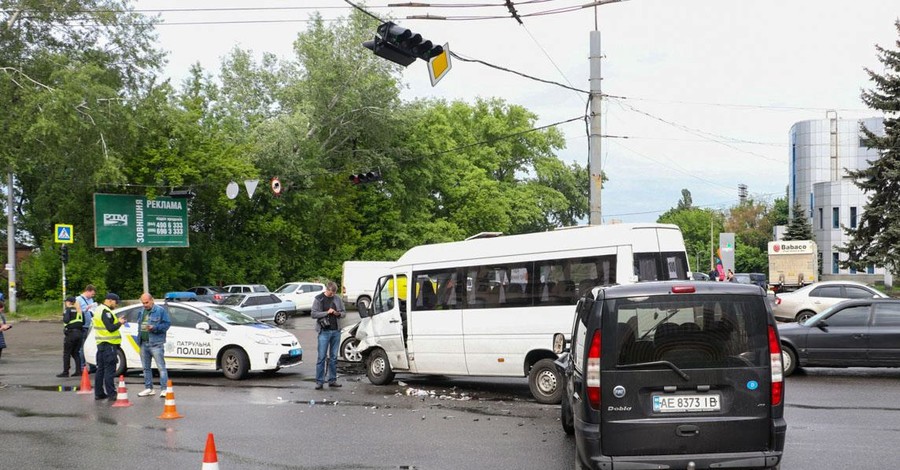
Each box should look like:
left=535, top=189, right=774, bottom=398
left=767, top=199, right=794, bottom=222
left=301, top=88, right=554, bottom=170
left=6, top=172, right=15, bottom=312
left=588, top=29, right=603, bottom=225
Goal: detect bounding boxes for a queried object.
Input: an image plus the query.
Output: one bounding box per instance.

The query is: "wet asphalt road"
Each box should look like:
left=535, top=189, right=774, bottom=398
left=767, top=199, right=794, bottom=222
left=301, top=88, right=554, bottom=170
left=2, top=314, right=900, bottom=469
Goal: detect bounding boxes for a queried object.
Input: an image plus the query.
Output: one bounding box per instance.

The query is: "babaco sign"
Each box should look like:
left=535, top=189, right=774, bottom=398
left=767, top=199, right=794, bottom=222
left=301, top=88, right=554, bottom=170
left=768, top=241, right=815, bottom=255
left=93, top=194, right=189, bottom=248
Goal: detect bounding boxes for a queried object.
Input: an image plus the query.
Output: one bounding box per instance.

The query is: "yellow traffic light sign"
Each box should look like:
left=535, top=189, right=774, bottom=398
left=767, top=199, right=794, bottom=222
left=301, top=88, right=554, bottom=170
left=428, top=43, right=451, bottom=87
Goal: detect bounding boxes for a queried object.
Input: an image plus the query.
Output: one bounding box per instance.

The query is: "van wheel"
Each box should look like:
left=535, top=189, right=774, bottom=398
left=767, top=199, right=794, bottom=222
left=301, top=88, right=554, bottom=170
left=782, top=347, right=798, bottom=377
left=115, top=348, right=127, bottom=376
left=366, top=348, right=395, bottom=385
left=795, top=311, right=815, bottom=323
left=561, top=395, right=575, bottom=435
left=222, top=348, right=250, bottom=380
left=529, top=358, right=563, bottom=404
left=273, top=311, right=288, bottom=325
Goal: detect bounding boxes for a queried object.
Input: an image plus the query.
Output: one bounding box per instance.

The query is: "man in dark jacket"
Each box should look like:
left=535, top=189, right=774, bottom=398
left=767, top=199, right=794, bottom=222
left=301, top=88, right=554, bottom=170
left=311, top=282, right=346, bottom=390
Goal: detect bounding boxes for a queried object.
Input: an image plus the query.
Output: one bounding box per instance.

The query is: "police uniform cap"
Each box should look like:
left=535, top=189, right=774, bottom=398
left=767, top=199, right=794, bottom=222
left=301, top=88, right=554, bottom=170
left=65, top=296, right=77, bottom=303
left=105, top=293, right=121, bottom=302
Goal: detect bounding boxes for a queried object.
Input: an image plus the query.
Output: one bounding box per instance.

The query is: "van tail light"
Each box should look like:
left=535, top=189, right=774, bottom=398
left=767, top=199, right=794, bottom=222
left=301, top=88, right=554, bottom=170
left=774, top=296, right=781, bottom=305
left=586, top=330, right=602, bottom=409
left=768, top=325, right=784, bottom=406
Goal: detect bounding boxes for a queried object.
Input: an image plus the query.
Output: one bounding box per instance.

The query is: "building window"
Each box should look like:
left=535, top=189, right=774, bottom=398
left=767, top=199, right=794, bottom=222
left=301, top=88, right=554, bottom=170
left=832, top=253, right=840, bottom=274
left=850, top=207, right=857, bottom=229
left=868, top=264, right=875, bottom=274
left=818, top=208, right=823, bottom=230
left=832, top=207, right=840, bottom=229
left=850, top=265, right=857, bottom=274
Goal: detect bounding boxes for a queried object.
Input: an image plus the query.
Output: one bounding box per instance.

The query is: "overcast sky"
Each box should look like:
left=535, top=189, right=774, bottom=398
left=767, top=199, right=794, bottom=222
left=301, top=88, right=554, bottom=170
left=138, top=0, right=899, bottom=223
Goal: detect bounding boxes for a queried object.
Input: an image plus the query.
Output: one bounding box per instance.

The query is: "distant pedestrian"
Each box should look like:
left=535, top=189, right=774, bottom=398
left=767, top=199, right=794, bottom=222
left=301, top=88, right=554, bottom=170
left=57, top=296, right=83, bottom=378
left=0, top=300, right=11, bottom=360
left=311, top=282, right=345, bottom=390
left=708, top=269, right=718, bottom=282
left=726, top=269, right=737, bottom=283
left=93, top=293, right=124, bottom=401
left=136, top=293, right=171, bottom=398
left=76, top=285, right=98, bottom=372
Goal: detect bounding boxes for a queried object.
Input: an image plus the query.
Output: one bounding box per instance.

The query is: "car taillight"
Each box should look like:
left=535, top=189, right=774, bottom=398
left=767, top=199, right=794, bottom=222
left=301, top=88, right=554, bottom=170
left=768, top=325, right=783, bottom=406
left=775, top=297, right=781, bottom=305
left=586, top=330, right=601, bottom=409
left=214, top=294, right=222, bottom=301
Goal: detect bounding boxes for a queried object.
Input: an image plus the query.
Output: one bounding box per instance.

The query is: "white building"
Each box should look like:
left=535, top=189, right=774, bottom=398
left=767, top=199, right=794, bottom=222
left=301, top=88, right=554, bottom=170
left=788, top=114, right=885, bottom=278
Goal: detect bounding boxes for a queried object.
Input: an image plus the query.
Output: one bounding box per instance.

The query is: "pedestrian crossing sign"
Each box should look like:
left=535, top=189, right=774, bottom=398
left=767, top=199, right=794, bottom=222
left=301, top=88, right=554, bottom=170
left=55, top=224, right=74, bottom=244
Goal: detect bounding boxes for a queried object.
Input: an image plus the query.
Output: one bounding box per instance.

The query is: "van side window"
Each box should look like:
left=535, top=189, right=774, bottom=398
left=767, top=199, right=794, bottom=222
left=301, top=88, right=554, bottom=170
left=412, top=269, right=460, bottom=311
left=634, top=252, right=689, bottom=281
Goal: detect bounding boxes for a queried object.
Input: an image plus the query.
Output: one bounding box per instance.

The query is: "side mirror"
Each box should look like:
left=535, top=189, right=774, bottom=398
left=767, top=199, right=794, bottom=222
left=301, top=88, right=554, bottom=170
left=552, top=332, right=571, bottom=354
left=195, top=322, right=211, bottom=333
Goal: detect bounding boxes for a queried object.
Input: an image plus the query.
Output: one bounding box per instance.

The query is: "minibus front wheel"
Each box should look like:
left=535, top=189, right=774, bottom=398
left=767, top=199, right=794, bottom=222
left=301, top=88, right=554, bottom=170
left=366, top=348, right=395, bottom=385
left=529, top=358, right=563, bottom=404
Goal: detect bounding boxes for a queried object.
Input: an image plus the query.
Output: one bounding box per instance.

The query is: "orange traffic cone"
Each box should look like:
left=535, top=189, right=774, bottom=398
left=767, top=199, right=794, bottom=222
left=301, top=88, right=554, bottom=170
left=158, top=379, right=183, bottom=419
left=76, top=365, right=93, bottom=395
left=201, top=433, right=219, bottom=469
left=111, top=375, right=133, bottom=407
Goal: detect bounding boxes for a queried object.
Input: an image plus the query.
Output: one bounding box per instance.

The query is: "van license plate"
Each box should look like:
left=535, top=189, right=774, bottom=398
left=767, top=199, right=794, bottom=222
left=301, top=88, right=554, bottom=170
left=652, top=394, right=720, bottom=413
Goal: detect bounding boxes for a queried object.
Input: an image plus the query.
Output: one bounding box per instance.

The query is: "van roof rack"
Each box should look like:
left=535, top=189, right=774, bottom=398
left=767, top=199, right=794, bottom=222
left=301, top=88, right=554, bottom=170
left=465, top=231, right=503, bottom=240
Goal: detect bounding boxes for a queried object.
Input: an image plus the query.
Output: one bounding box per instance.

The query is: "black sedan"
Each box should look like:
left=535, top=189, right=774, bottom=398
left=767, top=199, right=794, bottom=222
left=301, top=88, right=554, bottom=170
left=778, top=298, right=900, bottom=376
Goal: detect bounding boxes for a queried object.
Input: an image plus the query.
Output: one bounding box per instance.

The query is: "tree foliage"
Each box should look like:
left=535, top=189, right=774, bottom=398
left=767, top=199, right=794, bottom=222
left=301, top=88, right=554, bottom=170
left=840, top=20, right=900, bottom=276
left=783, top=200, right=814, bottom=241
left=10, top=8, right=589, bottom=301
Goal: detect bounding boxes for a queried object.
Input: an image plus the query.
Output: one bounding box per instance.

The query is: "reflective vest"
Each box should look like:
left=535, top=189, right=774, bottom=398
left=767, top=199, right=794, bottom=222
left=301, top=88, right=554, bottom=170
left=93, top=304, right=121, bottom=345
left=65, top=308, right=83, bottom=329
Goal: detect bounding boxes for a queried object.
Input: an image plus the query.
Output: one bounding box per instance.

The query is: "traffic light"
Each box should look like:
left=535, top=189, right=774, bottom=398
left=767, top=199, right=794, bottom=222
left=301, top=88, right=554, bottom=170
left=363, top=22, right=444, bottom=67
left=60, top=244, right=69, bottom=264
left=349, top=171, right=382, bottom=185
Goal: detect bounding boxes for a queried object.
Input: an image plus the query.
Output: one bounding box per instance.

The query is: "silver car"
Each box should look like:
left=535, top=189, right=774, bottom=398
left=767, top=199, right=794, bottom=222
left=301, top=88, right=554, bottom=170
left=220, top=292, right=296, bottom=325
left=772, top=280, right=887, bottom=323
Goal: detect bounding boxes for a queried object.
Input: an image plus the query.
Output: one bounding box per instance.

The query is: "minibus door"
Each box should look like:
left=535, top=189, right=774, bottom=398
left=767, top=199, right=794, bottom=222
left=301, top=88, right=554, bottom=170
left=360, top=274, right=410, bottom=370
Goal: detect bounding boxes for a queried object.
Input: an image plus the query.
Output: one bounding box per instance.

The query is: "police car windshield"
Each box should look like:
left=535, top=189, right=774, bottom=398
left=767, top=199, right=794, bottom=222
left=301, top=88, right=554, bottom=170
left=199, top=305, right=257, bottom=325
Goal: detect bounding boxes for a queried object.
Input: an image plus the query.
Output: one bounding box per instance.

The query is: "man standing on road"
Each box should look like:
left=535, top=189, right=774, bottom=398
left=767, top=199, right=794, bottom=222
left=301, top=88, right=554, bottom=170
left=136, top=293, right=170, bottom=398
left=311, top=282, right=345, bottom=390
left=93, top=293, right=124, bottom=401
left=76, top=285, right=98, bottom=372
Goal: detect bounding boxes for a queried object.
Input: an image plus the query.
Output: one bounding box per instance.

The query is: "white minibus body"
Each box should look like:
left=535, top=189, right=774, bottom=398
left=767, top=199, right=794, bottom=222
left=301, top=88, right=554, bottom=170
left=353, top=223, right=690, bottom=403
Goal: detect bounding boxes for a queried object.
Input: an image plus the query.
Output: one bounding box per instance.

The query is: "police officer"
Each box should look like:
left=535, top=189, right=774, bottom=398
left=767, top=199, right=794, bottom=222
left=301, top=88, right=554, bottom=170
left=57, top=296, right=83, bottom=378
left=93, top=293, right=124, bottom=401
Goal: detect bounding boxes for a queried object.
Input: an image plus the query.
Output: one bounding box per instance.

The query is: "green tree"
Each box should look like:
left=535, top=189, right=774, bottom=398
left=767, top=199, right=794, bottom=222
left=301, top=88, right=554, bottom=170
left=676, top=188, right=693, bottom=210
left=783, top=200, right=814, bottom=241
left=840, top=20, right=900, bottom=276
left=770, top=195, right=789, bottom=227
left=658, top=202, right=723, bottom=273
left=725, top=199, right=772, bottom=253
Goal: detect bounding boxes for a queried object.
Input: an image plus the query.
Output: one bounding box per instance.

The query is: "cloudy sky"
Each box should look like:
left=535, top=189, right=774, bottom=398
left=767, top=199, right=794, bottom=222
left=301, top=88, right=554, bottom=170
left=138, top=0, right=899, bottom=223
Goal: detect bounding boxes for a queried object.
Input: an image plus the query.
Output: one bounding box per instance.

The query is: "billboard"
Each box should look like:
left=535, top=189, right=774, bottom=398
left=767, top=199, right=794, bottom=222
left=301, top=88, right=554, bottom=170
left=93, top=194, right=189, bottom=248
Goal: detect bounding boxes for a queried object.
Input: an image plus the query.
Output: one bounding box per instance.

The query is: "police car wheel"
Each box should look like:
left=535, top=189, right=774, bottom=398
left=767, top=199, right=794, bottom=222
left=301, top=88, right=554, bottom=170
left=115, top=349, right=127, bottom=376
left=529, top=358, right=563, bottom=404
left=274, top=311, right=287, bottom=325
left=222, top=348, right=250, bottom=380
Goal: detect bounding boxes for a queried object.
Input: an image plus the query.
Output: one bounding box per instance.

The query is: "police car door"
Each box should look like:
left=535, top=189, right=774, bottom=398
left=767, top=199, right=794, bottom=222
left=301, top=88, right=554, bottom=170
left=165, top=305, right=219, bottom=370
left=368, top=274, right=409, bottom=370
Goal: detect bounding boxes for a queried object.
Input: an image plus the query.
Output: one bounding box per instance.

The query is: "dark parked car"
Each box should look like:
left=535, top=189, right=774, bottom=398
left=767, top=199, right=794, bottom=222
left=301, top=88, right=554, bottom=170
left=556, top=281, right=785, bottom=469
left=187, top=286, right=229, bottom=304
left=778, top=298, right=900, bottom=376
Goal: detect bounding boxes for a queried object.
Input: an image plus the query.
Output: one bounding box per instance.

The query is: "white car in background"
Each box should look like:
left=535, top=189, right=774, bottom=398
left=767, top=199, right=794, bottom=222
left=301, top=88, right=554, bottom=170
left=274, top=282, right=326, bottom=313
left=773, top=280, right=887, bottom=323
left=84, top=301, right=302, bottom=380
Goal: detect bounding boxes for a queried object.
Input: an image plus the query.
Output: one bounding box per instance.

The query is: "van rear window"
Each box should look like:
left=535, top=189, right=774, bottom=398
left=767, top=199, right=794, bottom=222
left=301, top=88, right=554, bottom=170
left=605, top=294, right=769, bottom=369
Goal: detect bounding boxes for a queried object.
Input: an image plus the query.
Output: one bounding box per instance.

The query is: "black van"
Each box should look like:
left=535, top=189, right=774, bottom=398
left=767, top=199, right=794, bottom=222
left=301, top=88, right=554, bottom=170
left=556, top=281, right=785, bottom=469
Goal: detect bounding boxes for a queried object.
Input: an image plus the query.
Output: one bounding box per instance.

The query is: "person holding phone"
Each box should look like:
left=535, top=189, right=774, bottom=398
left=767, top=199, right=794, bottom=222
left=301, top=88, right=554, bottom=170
left=311, top=282, right=346, bottom=390
left=92, top=293, right=124, bottom=401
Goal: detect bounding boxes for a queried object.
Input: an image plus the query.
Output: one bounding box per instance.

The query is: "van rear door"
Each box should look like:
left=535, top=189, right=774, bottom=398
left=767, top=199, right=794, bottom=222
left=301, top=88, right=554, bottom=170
left=598, top=293, right=773, bottom=456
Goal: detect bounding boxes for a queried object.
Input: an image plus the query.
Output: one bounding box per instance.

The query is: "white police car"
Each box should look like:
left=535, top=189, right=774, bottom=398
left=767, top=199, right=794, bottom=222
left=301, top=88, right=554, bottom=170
left=84, top=300, right=302, bottom=379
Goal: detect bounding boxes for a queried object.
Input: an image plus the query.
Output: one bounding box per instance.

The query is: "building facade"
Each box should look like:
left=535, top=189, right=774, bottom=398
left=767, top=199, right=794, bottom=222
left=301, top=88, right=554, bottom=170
left=788, top=114, right=885, bottom=277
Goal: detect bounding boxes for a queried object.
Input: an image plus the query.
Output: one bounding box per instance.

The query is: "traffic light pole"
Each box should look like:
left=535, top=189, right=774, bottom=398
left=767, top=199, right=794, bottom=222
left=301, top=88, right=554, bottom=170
left=588, top=30, right=603, bottom=225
